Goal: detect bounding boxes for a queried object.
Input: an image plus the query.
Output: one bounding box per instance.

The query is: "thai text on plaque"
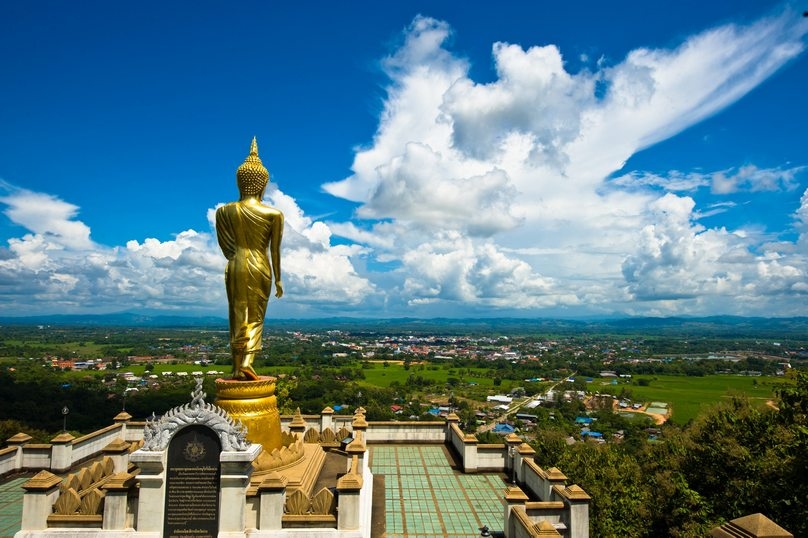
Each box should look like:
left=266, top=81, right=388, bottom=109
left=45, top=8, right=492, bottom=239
left=164, top=425, right=221, bottom=538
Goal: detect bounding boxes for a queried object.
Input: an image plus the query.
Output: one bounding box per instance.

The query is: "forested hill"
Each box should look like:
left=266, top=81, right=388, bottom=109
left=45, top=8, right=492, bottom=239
left=0, top=313, right=807, bottom=337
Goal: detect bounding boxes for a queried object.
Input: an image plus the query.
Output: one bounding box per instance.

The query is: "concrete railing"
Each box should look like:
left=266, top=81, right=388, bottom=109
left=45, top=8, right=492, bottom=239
left=279, top=413, right=354, bottom=435
left=511, top=505, right=563, bottom=537
left=123, top=421, right=146, bottom=443
left=364, top=421, right=446, bottom=443
left=279, top=411, right=447, bottom=444
left=12, top=403, right=593, bottom=538
left=1, top=425, right=125, bottom=477
left=444, top=415, right=511, bottom=473
left=502, top=453, right=591, bottom=538
left=4, top=407, right=509, bottom=479
left=0, top=446, right=18, bottom=476
left=477, top=443, right=507, bottom=471
left=70, top=424, right=124, bottom=463
left=18, top=445, right=53, bottom=472
left=523, top=459, right=567, bottom=502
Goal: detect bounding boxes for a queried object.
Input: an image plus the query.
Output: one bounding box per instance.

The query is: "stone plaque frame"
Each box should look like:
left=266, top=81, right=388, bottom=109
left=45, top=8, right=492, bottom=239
left=130, top=378, right=260, bottom=535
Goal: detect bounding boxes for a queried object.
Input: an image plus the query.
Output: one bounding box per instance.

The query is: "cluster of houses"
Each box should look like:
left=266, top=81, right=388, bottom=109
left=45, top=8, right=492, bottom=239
left=49, top=357, right=104, bottom=370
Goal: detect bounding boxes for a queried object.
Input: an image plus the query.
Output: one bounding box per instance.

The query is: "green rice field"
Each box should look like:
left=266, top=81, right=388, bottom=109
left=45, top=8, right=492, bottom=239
left=358, top=363, right=494, bottom=388
left=600, top=374, right=791, bottom=424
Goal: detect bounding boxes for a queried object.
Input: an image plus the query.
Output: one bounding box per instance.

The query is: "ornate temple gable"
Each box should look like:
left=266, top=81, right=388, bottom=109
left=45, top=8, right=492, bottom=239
left=141, top=377, right=249, bottom=452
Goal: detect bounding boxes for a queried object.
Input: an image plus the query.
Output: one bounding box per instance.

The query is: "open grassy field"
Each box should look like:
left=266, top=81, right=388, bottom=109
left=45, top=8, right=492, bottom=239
left=598, top=374, right=792, bottom=424
left=357, top=362, right=499, bottom=388
left=1, top=340, right=110, bottom=358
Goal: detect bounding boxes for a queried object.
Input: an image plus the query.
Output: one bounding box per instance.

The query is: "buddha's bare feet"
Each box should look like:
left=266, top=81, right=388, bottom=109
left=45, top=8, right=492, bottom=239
left=240, top=365, right=259, bottom=381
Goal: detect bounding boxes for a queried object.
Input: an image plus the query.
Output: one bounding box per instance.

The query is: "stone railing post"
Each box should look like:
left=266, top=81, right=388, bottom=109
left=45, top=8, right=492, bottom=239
left=103, top=438, right=131, bottom=473
left=516, top=442, right=535, bottom=485
left=129, top=449, right=166, bottom=533
left=50, top=432, right=75, bottom=473
left=321, top=406, right=334, bottom=433
left=258, top=471, right=287, bottom=530
left=445, top=412, right=460, bottom=443
left=503, top=486, right=529, bottom=538
left=535, top=467, right=567, bottom=502
left=336, top=466, right=363, bottom=530
left=349, top=409, right=368, bottom=471
left=6, top=432, right=31, bottom=471
left=710, top=513, right=793, bottom=538
left=113, top=411, right=132, bottom=441
left=462, top=432, right=479, bottom=473
left=351, top=408, right=368, bottom=434
left=346, top=433, right=367, bottom=473
left=289, top=408, right=307, bottom=437
left=505, top=433, right=521, bottom=481
left=219, top=444, right=262, bottom=533
left=20, top=470, right=62, bottom=531
left=102, top=473, right=137, bottom=530
left=554, top=484, right=591, bottom=538
left=547, top=468, right=567, bottom=497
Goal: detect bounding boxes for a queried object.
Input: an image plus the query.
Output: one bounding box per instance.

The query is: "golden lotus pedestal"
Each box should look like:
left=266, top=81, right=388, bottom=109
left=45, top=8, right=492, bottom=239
left=215, top=376, right=316, bottom=478
left=215, top=376, right=283, bottom=452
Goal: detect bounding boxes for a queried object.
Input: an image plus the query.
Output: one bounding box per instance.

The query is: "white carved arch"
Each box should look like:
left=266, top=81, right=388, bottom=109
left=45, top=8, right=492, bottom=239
left=141, top=378, right=249, bottom=452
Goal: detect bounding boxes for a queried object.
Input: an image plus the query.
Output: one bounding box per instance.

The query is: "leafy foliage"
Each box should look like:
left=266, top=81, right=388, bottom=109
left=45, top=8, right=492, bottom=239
left=556, top=444, right=652, bottom=537
left=531, top=371, right=808, bottom=536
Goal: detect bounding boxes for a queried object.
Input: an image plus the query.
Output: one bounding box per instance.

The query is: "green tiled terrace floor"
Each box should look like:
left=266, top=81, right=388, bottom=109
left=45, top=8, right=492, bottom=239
left=370, top=445, right=505, bottom=538
left=0, top=476, right=28, bottom=538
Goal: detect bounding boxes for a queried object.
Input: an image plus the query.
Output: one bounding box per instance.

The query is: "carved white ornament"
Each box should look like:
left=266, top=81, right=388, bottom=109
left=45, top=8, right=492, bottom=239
left=141, top=377, right=249, bottom=451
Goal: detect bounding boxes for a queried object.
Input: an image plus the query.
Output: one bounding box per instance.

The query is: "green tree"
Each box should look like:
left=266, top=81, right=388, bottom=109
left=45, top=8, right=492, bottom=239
left=0, top=419, right=51, bottom=446
left=555, top=443, right=652, bottom=537
left=676, top=379, right=808, bottom=536
left=638, top=429, right=712, bottom=536
left=530, top=427, right=570, bottom=465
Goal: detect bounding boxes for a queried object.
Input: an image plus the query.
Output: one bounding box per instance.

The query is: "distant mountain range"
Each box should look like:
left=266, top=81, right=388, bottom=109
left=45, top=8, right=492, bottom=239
left=0, top=312, right=807, bottom=338
left=0, top=312, right=229, bottom=328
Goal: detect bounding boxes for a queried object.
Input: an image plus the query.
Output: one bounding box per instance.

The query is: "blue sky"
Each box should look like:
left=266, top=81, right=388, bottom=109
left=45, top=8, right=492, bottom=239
left=1, top=1, right=807, bottom=318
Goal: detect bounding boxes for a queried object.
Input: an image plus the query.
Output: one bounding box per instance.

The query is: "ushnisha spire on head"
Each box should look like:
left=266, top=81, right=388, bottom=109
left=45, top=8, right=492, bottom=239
left=237, top=136, right=269, bottom=196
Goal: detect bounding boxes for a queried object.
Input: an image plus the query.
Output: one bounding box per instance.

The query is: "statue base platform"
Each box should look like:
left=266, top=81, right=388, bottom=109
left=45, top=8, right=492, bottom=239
left=215, top=375, right=307, bottom=473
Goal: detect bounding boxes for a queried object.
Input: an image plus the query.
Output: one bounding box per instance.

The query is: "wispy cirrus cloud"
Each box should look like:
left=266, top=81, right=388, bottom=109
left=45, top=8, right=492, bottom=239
left=610, top=164, right=806, bottom=194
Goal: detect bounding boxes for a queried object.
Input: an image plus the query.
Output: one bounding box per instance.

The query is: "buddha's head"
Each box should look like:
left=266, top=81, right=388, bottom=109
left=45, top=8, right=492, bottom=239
left=237, top=137, right=269, bottom=197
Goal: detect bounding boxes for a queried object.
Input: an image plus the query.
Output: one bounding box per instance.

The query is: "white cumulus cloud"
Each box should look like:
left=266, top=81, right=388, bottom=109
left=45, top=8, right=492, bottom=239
left=0, top=183, right=93, bottom=250
left=0, top=182, right=374, bottom=316
left=321, top=9, right=808, bottom=316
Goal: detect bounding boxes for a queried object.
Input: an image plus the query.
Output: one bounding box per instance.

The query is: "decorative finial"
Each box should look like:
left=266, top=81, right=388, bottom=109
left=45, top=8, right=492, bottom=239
left=191, top=377, right=207, bottom=407
left=250, top=136, right=259, bottom=156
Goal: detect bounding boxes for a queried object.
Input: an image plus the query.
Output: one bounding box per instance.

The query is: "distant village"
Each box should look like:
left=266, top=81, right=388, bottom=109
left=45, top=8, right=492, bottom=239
left=39, top=327, right=801, bottom=376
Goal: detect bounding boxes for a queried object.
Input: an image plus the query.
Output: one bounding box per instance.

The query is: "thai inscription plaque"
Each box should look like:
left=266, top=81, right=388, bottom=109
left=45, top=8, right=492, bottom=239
left=164, top=425, right=221, bottom=538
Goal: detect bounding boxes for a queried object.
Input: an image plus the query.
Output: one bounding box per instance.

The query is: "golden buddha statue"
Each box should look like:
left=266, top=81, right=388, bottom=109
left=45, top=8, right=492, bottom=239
left=215, top=137, right=284, bottom=380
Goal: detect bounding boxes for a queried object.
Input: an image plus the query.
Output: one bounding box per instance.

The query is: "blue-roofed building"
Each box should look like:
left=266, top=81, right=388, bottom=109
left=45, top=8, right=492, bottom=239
left=492, top=423, right=516, bottom=434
